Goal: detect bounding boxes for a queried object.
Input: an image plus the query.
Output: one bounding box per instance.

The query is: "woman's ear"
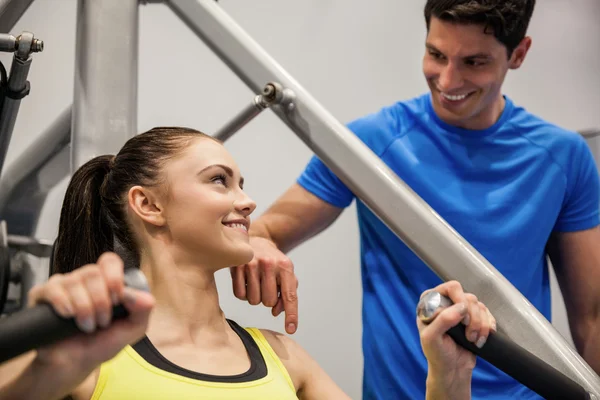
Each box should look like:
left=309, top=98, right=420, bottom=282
left=128, top=185, right=167, bottom=227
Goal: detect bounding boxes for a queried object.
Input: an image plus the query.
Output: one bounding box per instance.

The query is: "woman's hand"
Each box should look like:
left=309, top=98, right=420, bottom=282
left=27, top=252, right=154, bottom=376
left=417, top=281, right=496, bottom=399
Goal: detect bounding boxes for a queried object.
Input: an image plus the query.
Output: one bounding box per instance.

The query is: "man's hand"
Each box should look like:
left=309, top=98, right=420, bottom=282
left=231, top=183, right=343, bottom=335
left=230, top=236, right=299, bottom=334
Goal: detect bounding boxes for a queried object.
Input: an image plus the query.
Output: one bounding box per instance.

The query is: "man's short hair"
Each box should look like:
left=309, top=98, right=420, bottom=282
left=424, top=0, right=536, bottom=57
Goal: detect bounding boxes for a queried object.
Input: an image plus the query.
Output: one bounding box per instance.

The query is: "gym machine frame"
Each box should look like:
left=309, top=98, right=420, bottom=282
left=0, top=0, right=599, bottom=397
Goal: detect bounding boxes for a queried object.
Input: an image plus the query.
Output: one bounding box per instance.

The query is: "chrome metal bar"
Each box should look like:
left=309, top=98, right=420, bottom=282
left=0, top=33, right=16, bottom=51
left=214, top=95, right=269, bottom=142
left=214, top=82, right=295, bottom=142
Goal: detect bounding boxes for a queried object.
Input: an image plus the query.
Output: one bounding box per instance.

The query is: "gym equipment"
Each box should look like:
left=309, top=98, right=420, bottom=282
left=417, top=291, right=596, bottom=400
left=0, top=8, right=45, bottom=316
left=0, top=1, right=599, bottom=398
left=581, top=129, right=600, bottom=139
left=214, top=82, right=296, bottom=142
left=0, top=221, right=54, bottom=315
left=0, top=221, right=10, bottom=315
left=0, top=0, right=35, bottom=32
left=0, top=267, right=149, bottom=364
left=0, top=30, right=43, bottom=175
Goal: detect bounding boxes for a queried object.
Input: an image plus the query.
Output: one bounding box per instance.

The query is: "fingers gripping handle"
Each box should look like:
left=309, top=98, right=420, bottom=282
left=0, top=269, right=149, bottom=364
left=417, top=291, right=593, bottom=400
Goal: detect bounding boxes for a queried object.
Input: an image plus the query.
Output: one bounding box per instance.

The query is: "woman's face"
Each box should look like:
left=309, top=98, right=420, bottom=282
left=159, top=138, right=256, bottom=268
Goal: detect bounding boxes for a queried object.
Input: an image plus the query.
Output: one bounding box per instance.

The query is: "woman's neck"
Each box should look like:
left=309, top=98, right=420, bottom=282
left=139, top=249, right=232, bottom=347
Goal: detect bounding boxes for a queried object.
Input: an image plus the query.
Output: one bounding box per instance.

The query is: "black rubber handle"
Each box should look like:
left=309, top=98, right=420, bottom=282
left=447, top=324, right=593, bottom=399
left=0, top=268, right=148, bottom=364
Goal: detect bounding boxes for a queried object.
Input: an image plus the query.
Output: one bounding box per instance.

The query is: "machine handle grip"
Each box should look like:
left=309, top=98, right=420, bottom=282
left=417, top=291, right=594, bottom=400
left=0, top=268, right=148, bottom=364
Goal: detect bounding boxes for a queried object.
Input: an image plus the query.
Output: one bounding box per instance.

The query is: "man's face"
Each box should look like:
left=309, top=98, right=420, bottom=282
left=423, top=17, right=529, bottom=130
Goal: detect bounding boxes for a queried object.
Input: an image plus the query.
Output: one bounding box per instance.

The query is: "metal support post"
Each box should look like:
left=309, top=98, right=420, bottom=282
left=166, top=0, right=600, bottom=394
left=71, top=0, right=139, bottom=170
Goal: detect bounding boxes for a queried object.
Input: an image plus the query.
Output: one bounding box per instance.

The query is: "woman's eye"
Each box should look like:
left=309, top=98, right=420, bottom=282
left=212, top=174, right=227, bottom=186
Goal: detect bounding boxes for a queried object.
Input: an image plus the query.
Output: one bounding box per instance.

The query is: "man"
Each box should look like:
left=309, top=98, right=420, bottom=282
left=231, top=1, right=600, bottom=398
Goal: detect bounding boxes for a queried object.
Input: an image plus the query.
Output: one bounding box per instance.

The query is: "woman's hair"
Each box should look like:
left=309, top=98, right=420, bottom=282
left=52, top=126, right=217, bottom=274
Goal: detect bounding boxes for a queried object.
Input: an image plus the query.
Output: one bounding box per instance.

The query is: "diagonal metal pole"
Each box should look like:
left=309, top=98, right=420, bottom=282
left=0, top=0, right=35, bottom=33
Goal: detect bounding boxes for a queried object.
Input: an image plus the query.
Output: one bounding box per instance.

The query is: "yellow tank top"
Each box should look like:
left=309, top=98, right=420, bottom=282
left=90, top=320, right=298, bottom=400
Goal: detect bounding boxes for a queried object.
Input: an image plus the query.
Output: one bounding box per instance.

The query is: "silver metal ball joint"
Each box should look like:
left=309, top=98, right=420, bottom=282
left=416, top=290, right=453, bottom=324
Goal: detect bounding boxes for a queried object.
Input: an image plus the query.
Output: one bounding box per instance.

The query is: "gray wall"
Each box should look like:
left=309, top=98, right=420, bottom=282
left=2, top=1, right=599, bottom=398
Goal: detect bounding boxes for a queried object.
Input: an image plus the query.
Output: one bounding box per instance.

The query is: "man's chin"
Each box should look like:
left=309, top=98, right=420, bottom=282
left=433, top=96, right=479, bottom=122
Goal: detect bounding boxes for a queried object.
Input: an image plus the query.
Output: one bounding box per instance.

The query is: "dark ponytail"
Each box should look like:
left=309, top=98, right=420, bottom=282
left=52, top=127, right=217, bottom=275
left=52, top=155, right=114, bottom=274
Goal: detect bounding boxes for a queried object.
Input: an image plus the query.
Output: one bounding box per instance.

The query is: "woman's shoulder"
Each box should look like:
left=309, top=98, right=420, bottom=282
left=252, top=328, right=350, bottom=399
left=227, top=320, right=298, bottom=361
left=246, top=328, right=305, bottom=391
left=254, top=329, right=294, bottom=356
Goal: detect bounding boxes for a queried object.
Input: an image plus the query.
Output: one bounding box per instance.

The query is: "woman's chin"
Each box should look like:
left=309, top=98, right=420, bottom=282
left=226, top=245, right=255, bottom=267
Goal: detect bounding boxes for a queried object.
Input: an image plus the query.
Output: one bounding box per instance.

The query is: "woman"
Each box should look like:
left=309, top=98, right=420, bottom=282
left=0, top=127, right=494, bottom=399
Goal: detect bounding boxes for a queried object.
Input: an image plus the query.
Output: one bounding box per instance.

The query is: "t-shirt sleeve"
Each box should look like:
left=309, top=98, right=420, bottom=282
left=554, top=136, right=600, bottom=232
left=296, top=153, right=355, bottom=208
left=296, top=103, right=406, bottom=209
left=296, top=113, right=377, bottom=209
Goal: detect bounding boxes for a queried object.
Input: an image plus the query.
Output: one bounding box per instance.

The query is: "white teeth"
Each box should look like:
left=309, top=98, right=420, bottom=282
left=226, top=223, right=247, bottom=231
left=442, top=92, right=469, bottom=101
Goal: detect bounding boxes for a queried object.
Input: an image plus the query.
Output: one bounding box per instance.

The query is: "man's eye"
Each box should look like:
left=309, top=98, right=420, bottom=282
left=466, top=59, right=486, bottom=67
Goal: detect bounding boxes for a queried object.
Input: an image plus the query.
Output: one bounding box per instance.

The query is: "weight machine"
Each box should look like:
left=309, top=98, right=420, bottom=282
left=0, top=1, right=599, bottom=398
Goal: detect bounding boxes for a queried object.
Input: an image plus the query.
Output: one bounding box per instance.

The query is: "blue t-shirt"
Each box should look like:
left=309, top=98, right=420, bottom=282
left=297, top=93, right=600, bottom=400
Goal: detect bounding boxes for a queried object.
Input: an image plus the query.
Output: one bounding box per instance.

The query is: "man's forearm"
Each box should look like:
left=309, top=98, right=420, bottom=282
left=248, top=217, right=274, bottom=241
left=249, top=213, right=306, bottom=253
left=248, top=183, right=343, bottom=253
left=575, top=317, right=600, bottom=374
